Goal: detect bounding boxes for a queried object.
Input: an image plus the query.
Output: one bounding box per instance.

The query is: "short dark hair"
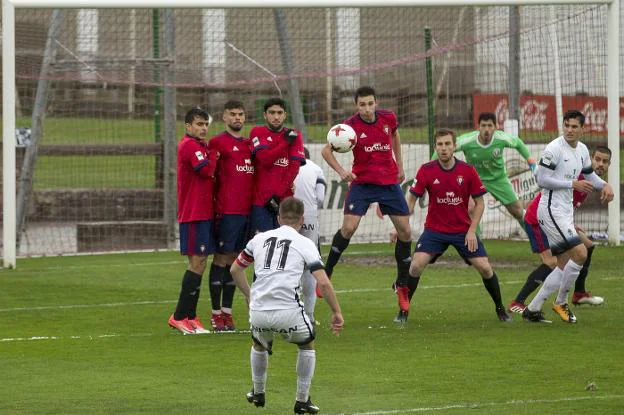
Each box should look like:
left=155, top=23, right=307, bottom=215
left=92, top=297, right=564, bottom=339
left=593, top=145, right=612, bottom=159
left=185, top=107, right=210, bottom=125
left=224, top=100, right=245, bottom=111
left=478, top=112, right=497, bottom=124
left=434, top=128, right=456, bottom=145
left=304, top=147, right=310, bottom=159
left=354, top=86, right=376, bottom=103
left=264, top=98, right=286, bottom=112
left=279, top=197, right=304, bottom=225
left=563, top=109, right=586, bottom=126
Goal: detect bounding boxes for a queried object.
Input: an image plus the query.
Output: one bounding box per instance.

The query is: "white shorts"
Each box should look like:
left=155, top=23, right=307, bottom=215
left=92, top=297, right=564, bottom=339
left=537, top=204, right=581, bottom=256
left=250, top=307, right=315, bottom=350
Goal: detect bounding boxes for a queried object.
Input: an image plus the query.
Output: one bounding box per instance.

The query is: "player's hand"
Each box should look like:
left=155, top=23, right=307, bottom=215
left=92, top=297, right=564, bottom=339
left=572, top=180, right=594, bottom=194
left=339, top=170, right=356, bottom=182
left=465, top=230, right=478, bottom=252
left=600, top=183, right=614, bottom=204
left=330, top=313, right=344, bottom=336
left=388, top=229, right=398, bottom=243
left=283, top=128, right=298, bottom=144
left=397, top=166, right=406, bottom=184
left=375, top=204, right=384, bottom=219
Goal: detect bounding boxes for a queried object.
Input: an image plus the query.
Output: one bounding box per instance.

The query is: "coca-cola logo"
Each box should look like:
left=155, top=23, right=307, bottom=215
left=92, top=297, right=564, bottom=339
left=364, top=143, right=391, bottom=152
left=520, top=99, right=548, bottom=131
left=582, top=102, right=607, bottom=132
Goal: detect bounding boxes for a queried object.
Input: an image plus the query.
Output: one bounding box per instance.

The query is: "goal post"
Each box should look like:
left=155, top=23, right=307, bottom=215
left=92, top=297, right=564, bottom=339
left=2, top=0, right=621, bottom=268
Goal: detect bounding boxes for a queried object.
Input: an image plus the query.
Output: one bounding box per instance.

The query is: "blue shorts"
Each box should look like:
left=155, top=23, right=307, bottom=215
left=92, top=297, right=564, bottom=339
left=179, top=220, right=215, bottom=256
left=344, top=183, right=409, bottom=216
left=524, top=222, right=550, bottom=254
left=249, top=205, right=279, bottom=236
left=415, top=228, right=488, bottom=262
left=215, top=214, right=250, bottom=253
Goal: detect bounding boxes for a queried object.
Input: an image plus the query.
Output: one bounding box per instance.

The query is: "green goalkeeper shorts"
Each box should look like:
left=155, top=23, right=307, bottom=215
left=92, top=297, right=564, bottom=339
left=482, top=178, right=519, bottom=206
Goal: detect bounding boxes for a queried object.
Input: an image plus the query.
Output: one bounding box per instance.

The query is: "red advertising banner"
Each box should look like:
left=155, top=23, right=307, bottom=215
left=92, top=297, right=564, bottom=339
left=473, top=94, right=624, bottom=135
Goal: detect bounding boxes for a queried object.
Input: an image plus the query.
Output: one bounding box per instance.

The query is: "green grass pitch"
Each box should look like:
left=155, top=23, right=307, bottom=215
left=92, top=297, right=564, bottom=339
left=1, top=240, right=623, bottom=414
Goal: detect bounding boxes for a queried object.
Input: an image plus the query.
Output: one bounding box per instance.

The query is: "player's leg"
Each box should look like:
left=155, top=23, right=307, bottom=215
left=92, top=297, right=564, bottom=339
left=325, top=184, right=372, bottom=277
left=170, top=221, right=212, bottom=334
left=247, top=311, right=274, bottom=408
left=326, top=215, right=361, bottom=277
left=525, top=206, right=581, bottom=322
left=572, top=230, right=602, bottom=306
left=459, top=236, right=510, bottom=321
left=510, top=222, right=555, bottom=312
left=394, top=229, right=441, bottom=322
left=300, top=217, right=320, bottom=322
left=376, top=184, right=413, bottom=313
left=208, top=255, right=226, bottom=331
left=485, top=178, right=526, bottom=231
left=283, top=308, right=318, bottom=414
left=217, top=214, right=251, bottom=330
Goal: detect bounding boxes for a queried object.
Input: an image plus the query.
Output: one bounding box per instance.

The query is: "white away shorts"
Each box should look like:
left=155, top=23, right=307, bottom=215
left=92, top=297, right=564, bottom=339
left=250, top=307, right=315, bottom=350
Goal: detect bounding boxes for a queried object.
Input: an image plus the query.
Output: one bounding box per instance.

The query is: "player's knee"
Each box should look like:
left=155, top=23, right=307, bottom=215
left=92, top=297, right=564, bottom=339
left=473, top=260, right=492, bottom=277
left=340, top=225, right=356, bottom=239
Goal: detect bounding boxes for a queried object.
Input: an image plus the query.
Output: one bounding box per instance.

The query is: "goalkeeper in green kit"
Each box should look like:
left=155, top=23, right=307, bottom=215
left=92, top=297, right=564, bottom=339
left=434, top=112, right=537, bottom=228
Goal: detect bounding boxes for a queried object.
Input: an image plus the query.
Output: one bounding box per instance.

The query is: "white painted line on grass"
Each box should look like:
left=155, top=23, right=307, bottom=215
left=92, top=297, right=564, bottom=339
left=335, top=394, right=624, bottom=415
left=0, top=300, right=175, bottom=312
left=1, top=275, right=618, bottom=313
left=0, top=330, right=252, bottom=342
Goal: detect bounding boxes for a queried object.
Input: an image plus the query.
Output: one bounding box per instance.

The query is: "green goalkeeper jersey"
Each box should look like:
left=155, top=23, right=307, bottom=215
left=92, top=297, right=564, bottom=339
left=435, top=130, right=532, bottom=182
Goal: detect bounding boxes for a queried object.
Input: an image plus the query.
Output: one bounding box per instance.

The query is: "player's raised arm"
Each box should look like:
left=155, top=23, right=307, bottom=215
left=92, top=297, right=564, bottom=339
left=321, top=143, right=355, bottom=182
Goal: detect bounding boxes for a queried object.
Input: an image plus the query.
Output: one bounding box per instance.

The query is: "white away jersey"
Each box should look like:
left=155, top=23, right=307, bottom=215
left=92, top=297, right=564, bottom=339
left=294, top=159, right=326, bottom=218
left=238, top=225, right=324, bottom=311
left=538, top=136, right=592, bottom=214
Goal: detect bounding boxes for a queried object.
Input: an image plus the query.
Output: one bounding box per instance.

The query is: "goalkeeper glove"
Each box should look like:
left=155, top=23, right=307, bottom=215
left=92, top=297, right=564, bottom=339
left=527, top=157, right=537, bottom=175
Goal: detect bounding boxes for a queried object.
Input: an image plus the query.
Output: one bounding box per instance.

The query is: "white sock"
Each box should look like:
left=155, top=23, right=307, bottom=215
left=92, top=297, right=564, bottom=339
left=555, top=260, right=583, bottom=305
left=296, top=349, right=316, bottom=402
left=527, top=267, right=563, bottom=311
left=301, top=270, right=317, bottom=322
left=250, top=347, right=268, bottom=393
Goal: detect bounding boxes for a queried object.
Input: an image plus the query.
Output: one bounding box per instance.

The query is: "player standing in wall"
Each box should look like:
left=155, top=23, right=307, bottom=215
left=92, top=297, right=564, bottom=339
left=231, top=197, right=343, bottom=414
left=249, top=98, right=306, bottom=235
left=168, top=107, right=219, bottom=334
left=403, top=129, right=511, bottom=323
left=435, top=112, right=537, bottom=230
left=321, top=86, right=412, bottom=315
left=508, top=146, right=612, bottom=313
left=294, top=147, right=327, bottom=324
left=206, top=100, right=253, bottom=331
left=522, top=110, right=613, bottom=324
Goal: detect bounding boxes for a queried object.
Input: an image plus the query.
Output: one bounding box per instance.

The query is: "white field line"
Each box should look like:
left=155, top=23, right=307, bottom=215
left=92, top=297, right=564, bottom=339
left=0, top=330, right=251, bottom=343
left=0, top=275, right=620, bottom=313
left=334, top=394, right=624, bottom=415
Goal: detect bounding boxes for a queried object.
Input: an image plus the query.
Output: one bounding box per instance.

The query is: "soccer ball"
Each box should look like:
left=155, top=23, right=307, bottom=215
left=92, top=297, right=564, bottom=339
left=327, top=123, right=357, bottom=153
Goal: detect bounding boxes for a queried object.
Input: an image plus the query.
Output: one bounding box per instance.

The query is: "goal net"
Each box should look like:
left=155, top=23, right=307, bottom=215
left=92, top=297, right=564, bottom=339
left=1, top=4, right=621, bottom=257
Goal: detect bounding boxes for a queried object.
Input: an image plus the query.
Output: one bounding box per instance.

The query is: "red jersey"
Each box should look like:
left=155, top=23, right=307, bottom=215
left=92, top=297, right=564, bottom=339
left=177, top=134, right=218, bottom=223
left=208, top=131, right=254, bottom=215
left=410, top=159, right=487, bottom=234
left=524, top=174, right=588, bottom=225
left=250, top=125, right=305, bottom=206
left=344, top=110, right=399, bottom=185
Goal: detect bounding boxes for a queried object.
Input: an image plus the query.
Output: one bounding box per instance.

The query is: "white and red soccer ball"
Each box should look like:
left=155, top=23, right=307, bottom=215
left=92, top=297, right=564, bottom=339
left=327, top=123, right=357, bottom=153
